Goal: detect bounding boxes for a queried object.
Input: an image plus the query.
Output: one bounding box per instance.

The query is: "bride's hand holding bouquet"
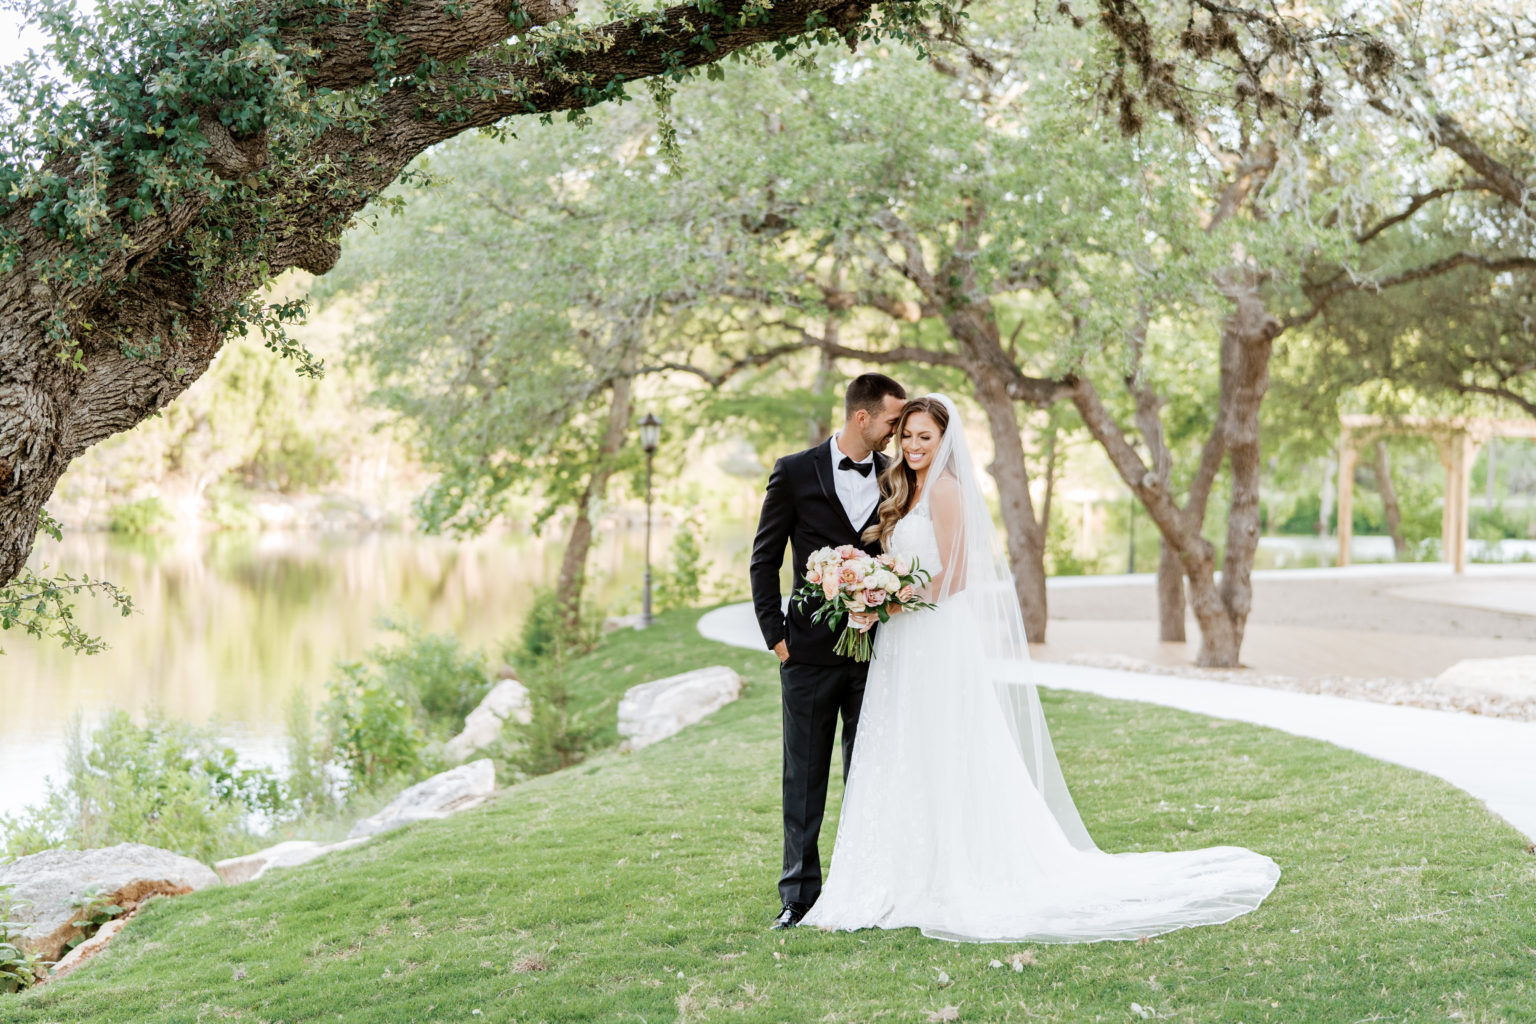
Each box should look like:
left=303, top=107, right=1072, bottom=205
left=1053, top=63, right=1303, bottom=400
left=793, top=546, right=934, bottom=662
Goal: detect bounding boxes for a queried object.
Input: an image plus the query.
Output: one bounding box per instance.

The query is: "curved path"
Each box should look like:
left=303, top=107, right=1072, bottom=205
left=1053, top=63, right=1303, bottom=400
left=698, top=602, right=1536, bottom=844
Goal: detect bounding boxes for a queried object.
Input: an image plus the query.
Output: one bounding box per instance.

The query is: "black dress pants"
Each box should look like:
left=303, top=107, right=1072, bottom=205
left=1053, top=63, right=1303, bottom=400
left=779, top=657, right=868, bottom=906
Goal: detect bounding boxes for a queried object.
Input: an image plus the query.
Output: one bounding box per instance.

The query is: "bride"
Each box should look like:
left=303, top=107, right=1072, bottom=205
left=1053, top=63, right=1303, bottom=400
left=800, top=394, right=1281, bottom=943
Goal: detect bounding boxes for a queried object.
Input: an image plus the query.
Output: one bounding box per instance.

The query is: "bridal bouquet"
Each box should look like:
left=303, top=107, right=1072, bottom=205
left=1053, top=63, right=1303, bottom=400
left=793, top=546, right=935, bottom=662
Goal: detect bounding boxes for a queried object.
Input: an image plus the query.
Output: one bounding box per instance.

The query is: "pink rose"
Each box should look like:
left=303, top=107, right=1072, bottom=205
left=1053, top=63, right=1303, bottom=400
left=898, top=585, right=915, bottom=602
left=837, top=545, right=859, bottom=559
left=822, top=576, right=840, bottom=601
left=863, top=589, right=886, bottom=607
left=893, top=556, right=911, bottom=576
left=806, top=568, right=821, bottom=584
left=838, top=566, right=860, bottom=587
left=877, top=554, right=896, bottom=568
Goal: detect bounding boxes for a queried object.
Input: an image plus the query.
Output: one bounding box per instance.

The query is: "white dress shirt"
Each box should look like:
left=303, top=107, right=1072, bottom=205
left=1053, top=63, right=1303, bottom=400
left=829, top=433, right=879, bottom=530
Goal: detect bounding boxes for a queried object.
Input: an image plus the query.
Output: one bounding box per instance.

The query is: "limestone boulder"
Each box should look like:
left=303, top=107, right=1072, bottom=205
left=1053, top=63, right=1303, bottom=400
left=618, top=666, right=743, bottom=752
left=444, top=678, right=532, bottom=762
left=1435, top=656, right=1536, bottom=700
left=0, top=842, right=218, bottom=960
left=347, top=758, right=496, bottom=839
left=213, top=837, right=372, bottom=885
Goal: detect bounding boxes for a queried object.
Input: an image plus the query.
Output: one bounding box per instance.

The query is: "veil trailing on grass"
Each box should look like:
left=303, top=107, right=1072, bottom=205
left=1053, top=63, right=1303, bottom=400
left=803, top=393, right=1281, bottom=944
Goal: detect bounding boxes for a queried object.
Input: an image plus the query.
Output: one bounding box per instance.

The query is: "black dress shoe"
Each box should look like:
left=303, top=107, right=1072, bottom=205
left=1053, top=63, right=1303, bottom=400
left=770, top=902, right=811, bottom=930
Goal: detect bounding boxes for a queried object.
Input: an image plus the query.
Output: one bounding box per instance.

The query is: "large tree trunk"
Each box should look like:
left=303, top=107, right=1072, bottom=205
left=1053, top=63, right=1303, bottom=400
left=1209, top=274, right=1277, bottom=667
left=972, top=370, right=1049, bottom=641
left=1156, top=542, right=1186, bottom=640
left=1121, top=304, right=1187, bottom=641
left=1373, top=439, right=1406, bottom=558
left=554, top=373, right=635, bottom=634
left=808, top=331, right=837, bottom=447
left=1068, top=270, right=1280, bottom=669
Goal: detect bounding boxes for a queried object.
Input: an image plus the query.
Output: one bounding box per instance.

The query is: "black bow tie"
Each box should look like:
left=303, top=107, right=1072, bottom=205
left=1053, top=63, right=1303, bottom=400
left=838, top=456, right=873, bottom=477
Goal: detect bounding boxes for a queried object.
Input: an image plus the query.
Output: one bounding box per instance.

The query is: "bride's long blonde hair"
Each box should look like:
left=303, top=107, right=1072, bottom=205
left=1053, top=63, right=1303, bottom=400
left=863, top=396, right=950, bottom=547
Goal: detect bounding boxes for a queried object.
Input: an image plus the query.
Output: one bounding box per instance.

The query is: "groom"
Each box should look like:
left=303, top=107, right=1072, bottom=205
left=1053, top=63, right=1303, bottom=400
left=750, top=372, right=907, bottom=930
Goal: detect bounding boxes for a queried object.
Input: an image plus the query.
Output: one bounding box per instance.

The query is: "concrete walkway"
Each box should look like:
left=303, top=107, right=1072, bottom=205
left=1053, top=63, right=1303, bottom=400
left=699, top=602, right=1536, bottom=844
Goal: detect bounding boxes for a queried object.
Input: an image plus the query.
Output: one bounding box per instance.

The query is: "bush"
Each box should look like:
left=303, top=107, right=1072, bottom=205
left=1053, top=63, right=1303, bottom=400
left=106, top=497, right=170, bottom=534
left=0, top=711, right=285, bottom=864
left=367, top=620, right=493, bottom=734
left=241, top=431, right=340, bottom=494
left=205, top=484, right=260, bottom=531
left=1044, top=501, right=1103, bottom=577
left=0, top=884, right=46, bottom=994
left=282, top=688, right=334, bottom=816
left=515, top=588, right=600, bottom=667
left=502, top=668, right=603, bottom=778
left=318, top=664, right=428, bottom=796
left=655, top=516, right=710, bottom=612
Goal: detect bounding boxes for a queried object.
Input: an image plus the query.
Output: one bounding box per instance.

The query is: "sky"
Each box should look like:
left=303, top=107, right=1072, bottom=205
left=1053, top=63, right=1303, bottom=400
left=2, top=7, right=49, bottom=67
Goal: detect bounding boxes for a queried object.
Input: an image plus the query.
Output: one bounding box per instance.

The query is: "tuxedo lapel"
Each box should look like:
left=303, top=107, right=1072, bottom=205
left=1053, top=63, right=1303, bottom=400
left=812, top=441, right=859, bottom=537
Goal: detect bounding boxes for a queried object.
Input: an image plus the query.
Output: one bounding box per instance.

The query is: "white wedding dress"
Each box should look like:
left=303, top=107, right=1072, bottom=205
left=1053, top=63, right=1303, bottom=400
left=801, top=395, right=1280, bottom=943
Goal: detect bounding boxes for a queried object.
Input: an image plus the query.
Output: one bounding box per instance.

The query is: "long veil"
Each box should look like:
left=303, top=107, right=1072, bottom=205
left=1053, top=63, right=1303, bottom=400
left=915, top=393, right=1097, bottom=851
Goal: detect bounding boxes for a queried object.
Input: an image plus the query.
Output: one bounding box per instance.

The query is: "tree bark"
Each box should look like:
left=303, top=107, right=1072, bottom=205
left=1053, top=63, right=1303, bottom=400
left=554, top=373, right=635, bottom=635
left=808, top=329, right=837, bottom=447
left=1122, top=302, right=1186, bottom=641
left=1373, top=440, right=1405, bottom=558
left=972, top=369, right=1049, bottom=642
left=1209, top=270, right=1277, bottom=667
left=1156, top=541, right=1186, bottom=640
left=1067, top=273, right=1280, bottom=670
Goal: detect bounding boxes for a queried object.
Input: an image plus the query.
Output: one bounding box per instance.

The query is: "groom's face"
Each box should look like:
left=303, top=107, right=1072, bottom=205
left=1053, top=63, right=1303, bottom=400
left=859, top=395, right=907, bottom=452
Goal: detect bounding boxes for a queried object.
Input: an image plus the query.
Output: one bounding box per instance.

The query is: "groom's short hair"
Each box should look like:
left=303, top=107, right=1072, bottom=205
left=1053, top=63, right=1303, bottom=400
left=845, top=373, right=906, bottom=417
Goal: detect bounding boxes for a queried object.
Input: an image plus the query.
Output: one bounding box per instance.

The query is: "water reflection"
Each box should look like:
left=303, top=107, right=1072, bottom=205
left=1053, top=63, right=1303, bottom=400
left=0, top=525, right=751, bottom=823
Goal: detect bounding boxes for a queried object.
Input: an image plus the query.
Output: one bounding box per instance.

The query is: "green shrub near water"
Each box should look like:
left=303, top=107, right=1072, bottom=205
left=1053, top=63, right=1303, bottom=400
left=105, top=498, right=169, bottom=535
left=0, top=711, right=284, bottom=864
left=317, top=663, right=431, bottom=797
left=0, top=884, right=46, bottom=994
left=364, top=619, right=494, bottom=732
left=654, top=514, right=710, bottom=612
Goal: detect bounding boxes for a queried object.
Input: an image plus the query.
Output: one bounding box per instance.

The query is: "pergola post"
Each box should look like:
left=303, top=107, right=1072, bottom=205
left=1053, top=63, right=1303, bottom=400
left=1340, top=413, right=1534, bottom=572
left=1437, top=432, right=1474, bottom=574
left=1453, top=432, right=1476, bottom=573
left=1336, top=433, right=1356, bottom=567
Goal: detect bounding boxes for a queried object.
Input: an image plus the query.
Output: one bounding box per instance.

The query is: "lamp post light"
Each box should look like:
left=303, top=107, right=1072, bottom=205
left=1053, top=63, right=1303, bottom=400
left=639, top=412, right=662, bottom=628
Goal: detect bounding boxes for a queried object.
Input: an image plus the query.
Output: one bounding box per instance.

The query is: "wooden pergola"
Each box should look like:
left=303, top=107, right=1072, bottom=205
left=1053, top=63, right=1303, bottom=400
left=1337, top=414, right=1536, bottom=572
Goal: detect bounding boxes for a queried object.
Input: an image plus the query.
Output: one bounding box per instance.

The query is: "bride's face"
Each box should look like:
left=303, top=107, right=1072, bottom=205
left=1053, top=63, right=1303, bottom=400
left=900, top=411, right=942, bottom=472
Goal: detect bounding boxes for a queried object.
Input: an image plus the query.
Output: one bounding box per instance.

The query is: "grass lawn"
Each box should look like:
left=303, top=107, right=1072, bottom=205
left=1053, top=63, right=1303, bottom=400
left=10, top=608, right=1535, bottom=1023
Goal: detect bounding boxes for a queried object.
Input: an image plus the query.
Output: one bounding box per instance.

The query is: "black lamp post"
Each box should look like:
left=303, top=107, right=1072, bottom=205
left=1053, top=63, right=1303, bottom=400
left=639, top=412, right=662, bottom=628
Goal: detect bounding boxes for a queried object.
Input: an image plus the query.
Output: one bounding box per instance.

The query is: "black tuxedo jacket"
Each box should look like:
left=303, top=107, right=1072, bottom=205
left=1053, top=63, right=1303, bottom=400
left=750, top=442, right=889, bottom=665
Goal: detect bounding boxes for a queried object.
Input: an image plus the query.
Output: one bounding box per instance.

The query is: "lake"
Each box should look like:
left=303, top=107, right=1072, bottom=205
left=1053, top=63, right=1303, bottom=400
left=0, top=525, right=752, bottom=825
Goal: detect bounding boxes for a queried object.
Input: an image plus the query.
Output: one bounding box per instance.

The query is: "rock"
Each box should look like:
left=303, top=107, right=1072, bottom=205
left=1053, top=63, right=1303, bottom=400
left=617, top=666, right=743, bottom=752
left=444, top=679, right=532, bottom=762
left=1435, top=656, right=1536, bottom=700
left=213, top=837, right=372, bottom=884
left=0, top=842, right=219, bottom=960
left=42, top=915, right=131, bottom=986
left=347, top=759, right=496, bottom=839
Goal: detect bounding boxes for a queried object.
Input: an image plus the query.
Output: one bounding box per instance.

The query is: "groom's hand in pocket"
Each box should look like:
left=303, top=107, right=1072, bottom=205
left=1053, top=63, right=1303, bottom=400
left=774, top=640, right=790, bottom=663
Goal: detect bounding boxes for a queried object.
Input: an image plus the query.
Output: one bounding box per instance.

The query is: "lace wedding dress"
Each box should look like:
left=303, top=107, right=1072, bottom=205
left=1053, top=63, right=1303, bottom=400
left=801, top=395, right=1280, bottom=943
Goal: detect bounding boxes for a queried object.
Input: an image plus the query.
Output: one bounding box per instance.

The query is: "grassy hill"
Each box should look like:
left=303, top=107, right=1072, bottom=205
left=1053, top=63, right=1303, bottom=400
left=10, top=609, right=1534, bottom=1023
